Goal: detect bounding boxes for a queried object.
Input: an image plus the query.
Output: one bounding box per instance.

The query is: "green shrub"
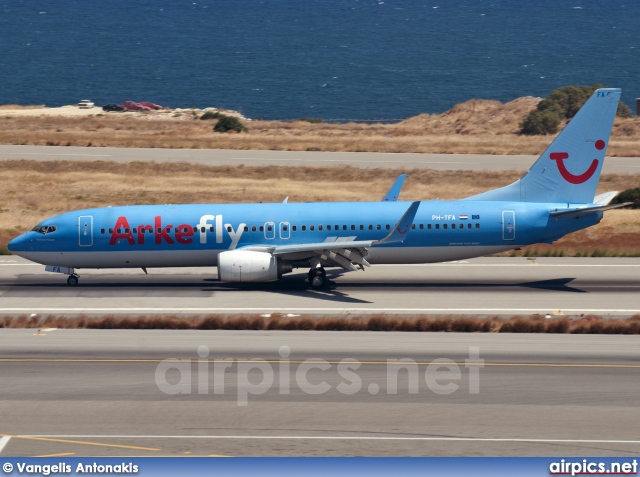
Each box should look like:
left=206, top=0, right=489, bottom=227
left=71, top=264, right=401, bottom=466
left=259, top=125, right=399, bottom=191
left=612, top=188, right=640, bottom=209
left=213, top=115, right=247, bottom=133
left=296, top=117, right=324, bottom=123
left=520, top=109, right=561, bottom=135
left=200, top=110, right=222, bottom=120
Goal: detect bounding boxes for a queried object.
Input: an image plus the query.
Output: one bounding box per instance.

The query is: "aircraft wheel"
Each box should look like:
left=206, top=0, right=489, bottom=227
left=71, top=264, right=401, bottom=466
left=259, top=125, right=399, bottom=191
left=311, top=274, right=325, bottom=289
left=67, top=275, right=79, bottom=286
left=309, top=268, right=327, bottom=289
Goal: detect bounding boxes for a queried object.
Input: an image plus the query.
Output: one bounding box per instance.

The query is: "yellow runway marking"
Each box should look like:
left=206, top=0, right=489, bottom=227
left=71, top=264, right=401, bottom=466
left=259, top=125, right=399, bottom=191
left=34, top=452, right=75, bottom=457
left=0, top=358, right=639, bottom=369
left=14, top=436, right=160, bottom=452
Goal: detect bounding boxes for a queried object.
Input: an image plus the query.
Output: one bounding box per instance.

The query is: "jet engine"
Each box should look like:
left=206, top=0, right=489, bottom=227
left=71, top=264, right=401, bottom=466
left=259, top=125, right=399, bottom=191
left=217, top=250, right=292, bottom=282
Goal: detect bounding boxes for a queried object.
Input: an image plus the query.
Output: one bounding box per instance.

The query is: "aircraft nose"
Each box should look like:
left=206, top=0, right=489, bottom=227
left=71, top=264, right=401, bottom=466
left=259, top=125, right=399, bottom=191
left=7, top=233, right=29, bottom=253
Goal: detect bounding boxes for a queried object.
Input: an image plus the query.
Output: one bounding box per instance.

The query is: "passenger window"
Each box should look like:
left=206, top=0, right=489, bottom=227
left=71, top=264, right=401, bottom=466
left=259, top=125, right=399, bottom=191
left=133, top=228, right=137, bottom=234
left=244, top=226, right=249, bottom=232
left=260, top=226, right=264, bottom=232
left=125, top=228, right=130, bottom=233
left=101, top=228, right=105, bottom=234
left=319, top=225, right=324, bottom=231
left=282, top=225, right=288, bottom=231
left=326, top=225, right=331, bottom=231
left=459, top=224, right=463, bottom=229
left=302, top=225, right=306, bottom=232
left=343, top=225, right=347, bottom=231
left=109, top=228, right=113, bottom=233
left=226, top=225, right=232, bottom=232
left=292, top=225, right=297, bottom=232
left=435, top=224, right=439, bottom=230
left=351, top=225, right=355, bottom=231
left=334, top=225, right=339, bottom=230
left=419, top=224, right=424, bottom=230
left=411, top=224, right=416, bottom=230
left=310, top=225, right=315, bottom=231
left=476, top=223, right=480, bottom=229
left=210, top=226, right=214, bottom=232
left=252, top=226, right=257, bottom=232
left=359, top=225, right=364, bottom=231
left=369, top=225, right=373, bottom=231
left=386, top=224, right=390, bottom=230
left=443, top=224, right=448, bottom=230
left=267, top=225, right=272, bottom=232
left=376, top=225, right=381, bottom=230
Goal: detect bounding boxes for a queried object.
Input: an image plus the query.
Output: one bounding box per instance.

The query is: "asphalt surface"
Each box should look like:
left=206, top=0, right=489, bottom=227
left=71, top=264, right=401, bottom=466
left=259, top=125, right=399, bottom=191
left=0, top=330, right=639, bottom=457
left=1, top=145, right=639, bottom=173
left=1, top=257, right=639, bottom=317
left=2, top=146, right=639, bottom=458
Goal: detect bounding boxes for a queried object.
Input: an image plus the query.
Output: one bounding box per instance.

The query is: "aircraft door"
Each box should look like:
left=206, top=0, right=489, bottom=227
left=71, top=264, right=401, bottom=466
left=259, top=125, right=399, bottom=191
left=79, top=215, right=93, bottom=246
left=279, top=222, right=290, bottom=240
left=264, top=222, right=276, bottom=240
left=502, top=211, right=515, bottom=241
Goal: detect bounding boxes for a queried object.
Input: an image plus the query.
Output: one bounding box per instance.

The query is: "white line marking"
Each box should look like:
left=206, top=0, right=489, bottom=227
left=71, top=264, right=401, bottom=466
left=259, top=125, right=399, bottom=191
left=18, top=434, right=640, bottom=445
left=3, top=262, right=640, bottom=268
left=0, top=308, right=639, bottom=314
left=0, top=436, right=11, bottom=454
left=235, top=157, right=473, bottom=165
left=4, top=153, right=112, bottom=157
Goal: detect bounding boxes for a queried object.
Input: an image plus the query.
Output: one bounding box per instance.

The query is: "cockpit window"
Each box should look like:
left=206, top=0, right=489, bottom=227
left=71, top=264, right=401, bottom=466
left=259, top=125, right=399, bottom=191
left=31, top=225, right=56, bottom=234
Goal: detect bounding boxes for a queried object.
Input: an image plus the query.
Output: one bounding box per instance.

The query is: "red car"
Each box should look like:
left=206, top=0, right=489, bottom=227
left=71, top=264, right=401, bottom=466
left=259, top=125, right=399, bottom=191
left=122, top=101, right=151, bottom=111
left=139, top=101, right=163, bottom=110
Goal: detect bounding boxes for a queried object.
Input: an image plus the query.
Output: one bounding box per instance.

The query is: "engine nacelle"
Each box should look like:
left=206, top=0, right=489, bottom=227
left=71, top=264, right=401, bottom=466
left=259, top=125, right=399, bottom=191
left=217, top=250, right=292, bottom=282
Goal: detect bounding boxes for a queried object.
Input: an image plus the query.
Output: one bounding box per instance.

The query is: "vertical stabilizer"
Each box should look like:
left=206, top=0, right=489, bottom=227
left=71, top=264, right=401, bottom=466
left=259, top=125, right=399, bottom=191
left=466, top=88, right=621, bottom=203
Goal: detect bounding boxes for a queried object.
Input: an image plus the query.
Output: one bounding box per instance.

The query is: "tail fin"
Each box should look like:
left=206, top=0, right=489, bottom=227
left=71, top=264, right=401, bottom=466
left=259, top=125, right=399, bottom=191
left=466, top=88, right=621, bottom=204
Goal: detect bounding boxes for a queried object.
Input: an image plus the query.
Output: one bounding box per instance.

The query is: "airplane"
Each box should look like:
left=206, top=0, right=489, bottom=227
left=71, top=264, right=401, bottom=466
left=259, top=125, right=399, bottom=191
left=8, top=88, right=631, bottom=289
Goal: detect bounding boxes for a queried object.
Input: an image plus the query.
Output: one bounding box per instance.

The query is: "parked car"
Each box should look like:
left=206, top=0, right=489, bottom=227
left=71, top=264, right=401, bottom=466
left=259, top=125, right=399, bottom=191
left=102, top=103, right=125, bottom=112
left=77, top=99, right=94, bottom=109
left=139, top=101, right=163, bottom=110
left=122, top=101, right=151, bottom=111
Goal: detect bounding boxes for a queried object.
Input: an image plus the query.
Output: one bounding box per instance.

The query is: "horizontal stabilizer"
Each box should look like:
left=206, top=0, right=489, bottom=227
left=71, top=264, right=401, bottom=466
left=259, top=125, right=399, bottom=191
left=593, top=191, right=619, bottom=206
left=550, top=202, right=632, bottom=219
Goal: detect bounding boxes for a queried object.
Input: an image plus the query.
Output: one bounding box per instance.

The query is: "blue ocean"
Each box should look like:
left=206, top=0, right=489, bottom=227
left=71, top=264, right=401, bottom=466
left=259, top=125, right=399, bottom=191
left=0, top=0, right=638, bottom=120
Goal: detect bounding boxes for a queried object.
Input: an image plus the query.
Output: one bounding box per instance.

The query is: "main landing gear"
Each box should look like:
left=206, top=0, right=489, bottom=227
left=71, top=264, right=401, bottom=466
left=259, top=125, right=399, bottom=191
left=66, top=274, right=79, bottom=286
left=308, top=267, right=327, bottom=290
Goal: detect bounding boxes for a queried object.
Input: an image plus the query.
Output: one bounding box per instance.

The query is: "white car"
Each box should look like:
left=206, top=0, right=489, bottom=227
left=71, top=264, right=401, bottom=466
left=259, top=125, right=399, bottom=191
left=77, top=99, right=94, bottom=109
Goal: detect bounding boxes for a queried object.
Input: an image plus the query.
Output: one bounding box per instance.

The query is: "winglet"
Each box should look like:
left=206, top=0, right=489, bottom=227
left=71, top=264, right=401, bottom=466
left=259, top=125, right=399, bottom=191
left=381, top=174, right=406, bottom=201
left=374, top=201, right=420, bottom=245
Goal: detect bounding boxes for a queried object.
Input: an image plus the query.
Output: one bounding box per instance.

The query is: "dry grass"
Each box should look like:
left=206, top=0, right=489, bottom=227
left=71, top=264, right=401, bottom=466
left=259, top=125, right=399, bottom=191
left=1, top=160, right=638, bottom=255
left=0, top=104, right=46, bottom=110
left=1, top=313, right=639, bottom=334
left=1, top=97, right=639, bottom=155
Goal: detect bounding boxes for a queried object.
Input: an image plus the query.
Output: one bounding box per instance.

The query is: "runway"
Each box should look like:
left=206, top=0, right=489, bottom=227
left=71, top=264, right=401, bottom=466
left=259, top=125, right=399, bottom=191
left=1, top=145, right=639, bottom=173
left=0, top=330, right=639, bottom=457
left=1, top=257, right=639, bottom=317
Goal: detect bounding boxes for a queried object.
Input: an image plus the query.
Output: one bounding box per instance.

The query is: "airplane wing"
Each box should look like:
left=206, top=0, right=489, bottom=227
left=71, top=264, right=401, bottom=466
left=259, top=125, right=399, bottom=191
left=243, top=201, right=420, bottom=271
left=550, top=202, right=632, bottom=219
left=381, top=174, right=406, bottom=201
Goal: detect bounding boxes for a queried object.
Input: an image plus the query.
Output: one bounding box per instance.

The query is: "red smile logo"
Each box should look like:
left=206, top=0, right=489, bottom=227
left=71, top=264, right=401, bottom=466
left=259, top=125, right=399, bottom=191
left=396, top=226, right=408, bottom=235
left=550, top=140, right=605, bottom=185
